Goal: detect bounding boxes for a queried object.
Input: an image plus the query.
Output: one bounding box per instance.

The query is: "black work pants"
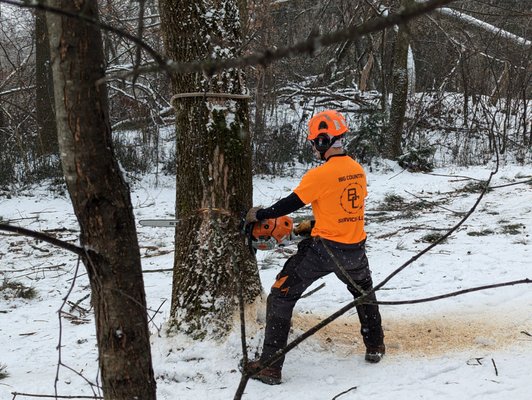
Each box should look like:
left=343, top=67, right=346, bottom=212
left=260, top=237, right=384, bottom=369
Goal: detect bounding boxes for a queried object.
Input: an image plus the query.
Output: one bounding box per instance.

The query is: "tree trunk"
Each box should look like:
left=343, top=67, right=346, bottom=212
left=379, top=29, right=388, bottom=113
left=35, top=8, right=58, bottom=157
left=159, top=0, right=262, bottom=338
left=385, top=0, right=413, bottom=160
left=46, top=1, right=156, bottom=399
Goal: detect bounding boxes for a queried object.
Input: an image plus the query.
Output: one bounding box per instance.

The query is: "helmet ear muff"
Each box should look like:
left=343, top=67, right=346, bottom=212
left=312, top=133, right=332, bottom=153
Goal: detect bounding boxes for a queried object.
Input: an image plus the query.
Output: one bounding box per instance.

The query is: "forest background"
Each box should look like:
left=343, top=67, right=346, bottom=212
left=0, top=1, right=530, bottom=400
left=0, top=0, right=530, bottom=186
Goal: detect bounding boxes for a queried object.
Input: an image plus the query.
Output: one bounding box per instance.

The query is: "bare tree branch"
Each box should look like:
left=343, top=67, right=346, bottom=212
left=371, top=279, right=531, bottom=305
left=0, top=0, right=170, bottom=74
left=1, top=0, right=457, bottom=79
left=0, top=223, right=85, bottom=256
left=154, top=0, right=459, bottom=76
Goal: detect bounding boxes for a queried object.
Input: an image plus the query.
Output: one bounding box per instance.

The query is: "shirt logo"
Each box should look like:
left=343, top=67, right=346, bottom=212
left=340, top=183, right=364, bottom=214
left=347, top=187, right=360, bottom=208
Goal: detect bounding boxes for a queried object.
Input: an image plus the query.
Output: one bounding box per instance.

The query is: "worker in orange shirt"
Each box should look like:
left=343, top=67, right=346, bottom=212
left=245, top=109, right=385, bottom=385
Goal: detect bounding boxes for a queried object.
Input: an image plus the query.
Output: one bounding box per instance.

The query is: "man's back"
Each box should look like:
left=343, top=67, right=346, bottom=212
left=294, top=154, right=367, bottom=244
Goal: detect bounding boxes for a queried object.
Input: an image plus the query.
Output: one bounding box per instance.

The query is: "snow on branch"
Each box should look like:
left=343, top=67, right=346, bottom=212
left=435, top=6, right=532, bottom=47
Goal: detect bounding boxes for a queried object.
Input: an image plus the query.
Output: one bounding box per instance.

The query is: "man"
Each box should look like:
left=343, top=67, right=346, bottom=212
left=245, top=110, right=385, bottom=385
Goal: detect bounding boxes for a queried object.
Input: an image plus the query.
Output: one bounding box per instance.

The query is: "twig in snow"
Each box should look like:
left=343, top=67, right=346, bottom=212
left=28, top=244, right=50, bottom=253
left=68, top=293, right=91, bottom=314
left=388, top=168, right=408, bottom=180
left=491, top=358, right=498, bottom=376
left=332, top=386, right=357, bottom=400
left=424, top=172, right=485, bottom=182
left=404, top=190, right=465, bottom=215
left=375, top=225, right=455, bottom=240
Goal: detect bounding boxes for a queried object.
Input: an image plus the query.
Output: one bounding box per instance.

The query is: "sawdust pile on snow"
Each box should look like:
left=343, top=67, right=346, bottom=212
left=292, top=310, right=527, bottom=357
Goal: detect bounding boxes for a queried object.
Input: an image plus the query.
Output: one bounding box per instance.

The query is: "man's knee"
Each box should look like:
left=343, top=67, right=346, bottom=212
left=267, top=291, right=297, bottom=320
left=347, top=274, right=375, bottom=297
left=270, top=265, right=305, bottom=297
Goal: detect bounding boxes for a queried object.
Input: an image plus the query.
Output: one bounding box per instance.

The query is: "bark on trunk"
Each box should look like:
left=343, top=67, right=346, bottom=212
left=159, top=0, right=262, bottom=338
left=46, top=1, right=156, bottom=399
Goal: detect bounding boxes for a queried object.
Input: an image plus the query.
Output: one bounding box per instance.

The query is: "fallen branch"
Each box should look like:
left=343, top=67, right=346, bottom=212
left=424, top=172, right=488, bottom=182
left=11, top=392, right=102, bottom=399
left=142, top=268, right=173, bottom=273
left=489, top=179, right=532, bottom=189
left=375, top=225, right=453, bottom=240
left=142, top=249, right=173, bottom=258
left=28, top=244, right=50, bottom=253
left=404, top=190, right=465, bottom=215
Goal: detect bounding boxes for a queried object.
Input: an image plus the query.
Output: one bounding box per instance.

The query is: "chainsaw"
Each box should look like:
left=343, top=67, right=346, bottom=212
left=139, top=216, right=311, bottom=250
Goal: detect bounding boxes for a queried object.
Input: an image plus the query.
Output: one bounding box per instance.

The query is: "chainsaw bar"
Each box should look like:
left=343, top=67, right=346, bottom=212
left=138, top=219, right=180, bottom=227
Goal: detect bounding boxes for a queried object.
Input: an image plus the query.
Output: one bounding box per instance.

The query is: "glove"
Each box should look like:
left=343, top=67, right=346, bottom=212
left=245, top=207, right=262, bottom=224
left=294, top=219, right=313, bottom=235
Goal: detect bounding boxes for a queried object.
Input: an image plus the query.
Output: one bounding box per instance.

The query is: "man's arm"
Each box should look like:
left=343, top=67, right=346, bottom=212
left=256, top=192, right=305, bottom=220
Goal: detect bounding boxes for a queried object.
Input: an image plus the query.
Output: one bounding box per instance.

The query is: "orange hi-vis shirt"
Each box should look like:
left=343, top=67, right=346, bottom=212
left=293, top=154, right=367, bottom=244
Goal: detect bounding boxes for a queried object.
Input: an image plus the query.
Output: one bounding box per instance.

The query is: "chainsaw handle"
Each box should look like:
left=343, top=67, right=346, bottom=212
left=243, top=221, right=256, bottom=256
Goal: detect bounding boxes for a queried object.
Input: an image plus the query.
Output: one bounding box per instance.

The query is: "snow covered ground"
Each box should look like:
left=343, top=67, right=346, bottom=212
left=1, top=161, right=530, bottom=400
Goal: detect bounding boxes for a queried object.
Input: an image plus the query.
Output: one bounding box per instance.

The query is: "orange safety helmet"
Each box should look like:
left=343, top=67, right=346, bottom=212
left=251, top=216, right=294, bottom=250
left=307, top=110, right=348, bottom=140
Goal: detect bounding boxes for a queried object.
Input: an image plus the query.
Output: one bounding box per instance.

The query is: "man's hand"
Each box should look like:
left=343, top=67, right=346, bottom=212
left=245, top=207, right=262, bottom=224
left=294, top=219, right=313, bottom=235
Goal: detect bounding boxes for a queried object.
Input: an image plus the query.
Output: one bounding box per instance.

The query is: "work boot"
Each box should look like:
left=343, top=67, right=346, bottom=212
left=365, top=344, right=385, bottom=363
left=246, top=359, right=282, bottom=385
